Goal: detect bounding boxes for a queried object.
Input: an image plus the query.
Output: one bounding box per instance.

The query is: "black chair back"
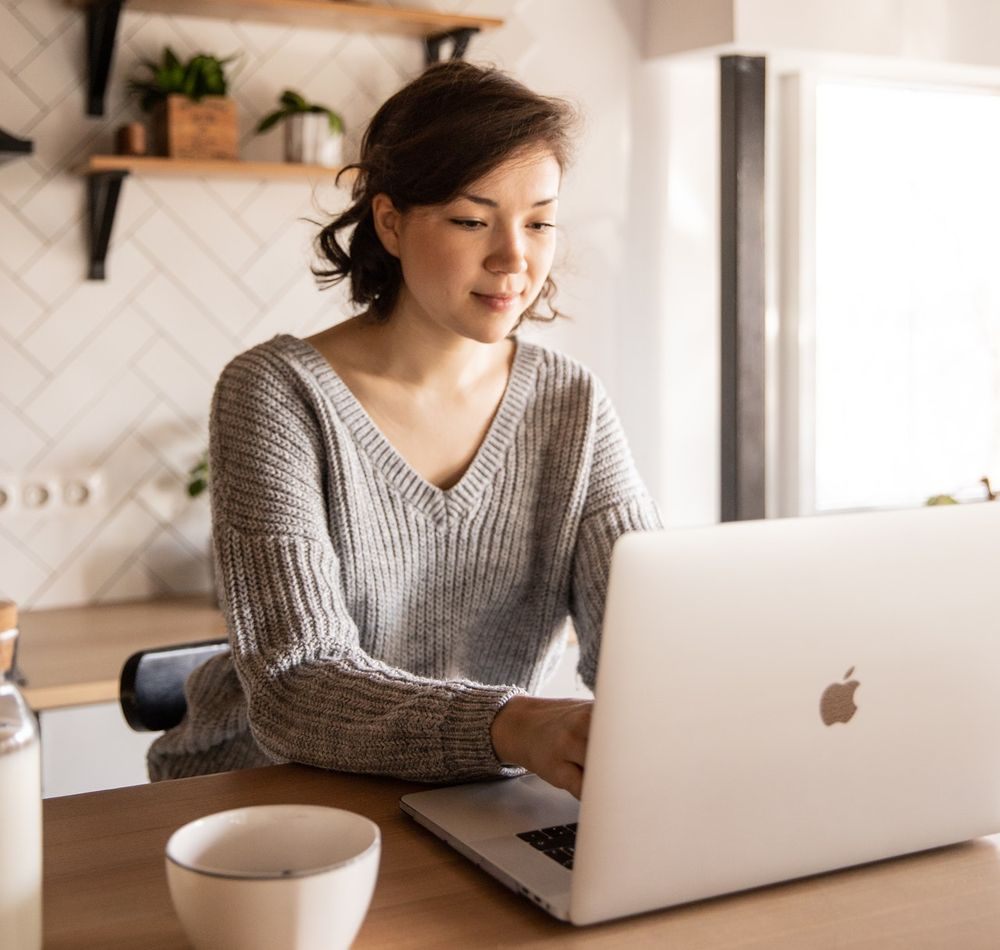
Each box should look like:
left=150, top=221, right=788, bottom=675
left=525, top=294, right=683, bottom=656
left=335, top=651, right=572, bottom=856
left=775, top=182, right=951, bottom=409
left=119, top=639, right=229, bottom=732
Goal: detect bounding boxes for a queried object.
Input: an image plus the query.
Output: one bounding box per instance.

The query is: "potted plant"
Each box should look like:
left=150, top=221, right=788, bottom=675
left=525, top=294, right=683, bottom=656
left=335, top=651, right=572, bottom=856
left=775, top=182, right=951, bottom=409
left=129, top=47, right=241, bottom=160
left=925, top=476, right=997, bottom=506
left=186, top=452, right=210, bottom=499
left=256, top=89, right=345, bottom=167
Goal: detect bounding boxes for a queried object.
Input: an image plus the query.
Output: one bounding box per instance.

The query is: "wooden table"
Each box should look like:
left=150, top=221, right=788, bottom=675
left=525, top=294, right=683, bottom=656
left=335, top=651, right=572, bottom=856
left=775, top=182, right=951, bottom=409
left=43, top=764, right=1000, bottom=949
left=19, top=595, right=226, bottom=710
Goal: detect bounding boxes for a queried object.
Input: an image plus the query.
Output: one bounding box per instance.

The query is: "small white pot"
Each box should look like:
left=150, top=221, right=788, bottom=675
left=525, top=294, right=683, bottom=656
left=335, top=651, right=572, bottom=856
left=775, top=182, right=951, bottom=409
left=284, top=113, right=343, bottom=167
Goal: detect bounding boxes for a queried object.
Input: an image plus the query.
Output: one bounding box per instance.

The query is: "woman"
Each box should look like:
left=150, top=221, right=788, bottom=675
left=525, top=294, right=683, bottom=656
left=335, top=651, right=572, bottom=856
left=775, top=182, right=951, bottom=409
left=149, top=62, right=661, bottom=799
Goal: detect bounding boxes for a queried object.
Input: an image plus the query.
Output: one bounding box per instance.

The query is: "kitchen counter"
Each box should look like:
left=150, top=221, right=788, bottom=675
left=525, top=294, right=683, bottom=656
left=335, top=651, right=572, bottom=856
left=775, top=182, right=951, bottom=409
left=16, top=593, right=581, bottom=713
left=18, top=594, right=226, bottom=711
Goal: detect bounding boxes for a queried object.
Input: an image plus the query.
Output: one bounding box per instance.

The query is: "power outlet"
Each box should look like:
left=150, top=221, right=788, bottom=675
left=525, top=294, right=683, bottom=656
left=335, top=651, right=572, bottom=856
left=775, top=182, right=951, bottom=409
left=63, top=471, right=104, bottom=508
left=0, top=471, right=105, bottom=515
left=22, top=478, right=60, bottom=511
left=0, top=476, right=16, bottom=514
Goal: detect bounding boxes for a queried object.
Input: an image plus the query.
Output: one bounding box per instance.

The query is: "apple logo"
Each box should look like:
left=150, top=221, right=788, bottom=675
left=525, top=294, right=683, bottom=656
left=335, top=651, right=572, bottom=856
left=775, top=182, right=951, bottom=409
left=820, top=667, right=860, bottom=726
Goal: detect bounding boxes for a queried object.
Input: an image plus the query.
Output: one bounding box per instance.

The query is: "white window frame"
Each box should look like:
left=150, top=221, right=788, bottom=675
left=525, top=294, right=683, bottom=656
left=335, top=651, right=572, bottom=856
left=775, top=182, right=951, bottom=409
left=771, top=63, right=1000, bottom=517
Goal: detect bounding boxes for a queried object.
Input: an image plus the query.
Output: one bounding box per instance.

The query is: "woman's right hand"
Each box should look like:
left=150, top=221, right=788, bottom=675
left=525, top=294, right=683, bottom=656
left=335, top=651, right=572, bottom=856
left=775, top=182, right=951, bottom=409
left=490, top=695, right=593, bottom=799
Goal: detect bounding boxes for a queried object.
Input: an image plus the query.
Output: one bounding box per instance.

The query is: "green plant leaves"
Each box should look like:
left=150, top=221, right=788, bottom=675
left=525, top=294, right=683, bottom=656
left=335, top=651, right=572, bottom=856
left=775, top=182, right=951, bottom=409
left=280, top=89, right=309, bottom=110
left=130, top=56, right=347, bottom=136
left=254, top=89, right=345, bottom=136
left=256, top=110, right=287, bottom=134
left=308, top=105, right=344, bottom=133
left=128, top=46, right=237, bottom=110
left=186, top=453, right=210, bottom=498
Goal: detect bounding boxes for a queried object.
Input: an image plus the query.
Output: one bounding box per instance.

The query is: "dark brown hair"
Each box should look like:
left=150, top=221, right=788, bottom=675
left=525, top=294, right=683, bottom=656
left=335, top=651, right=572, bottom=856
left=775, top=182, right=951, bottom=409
left=313, top=61, right=578, bottom=324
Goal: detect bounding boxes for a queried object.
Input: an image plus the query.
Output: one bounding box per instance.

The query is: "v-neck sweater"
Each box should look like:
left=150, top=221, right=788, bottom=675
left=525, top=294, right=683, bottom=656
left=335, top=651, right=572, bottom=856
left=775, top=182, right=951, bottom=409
left=148, top=333, right=662, bottom=783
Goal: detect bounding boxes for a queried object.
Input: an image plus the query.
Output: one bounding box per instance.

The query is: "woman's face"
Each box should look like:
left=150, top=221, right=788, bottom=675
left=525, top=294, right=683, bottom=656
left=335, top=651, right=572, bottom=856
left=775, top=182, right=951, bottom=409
left=373, top=147, right=561, bottom=345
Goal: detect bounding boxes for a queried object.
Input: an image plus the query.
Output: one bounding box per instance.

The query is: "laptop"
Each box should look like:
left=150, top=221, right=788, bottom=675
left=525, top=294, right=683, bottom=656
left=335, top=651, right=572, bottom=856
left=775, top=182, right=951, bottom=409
left=400, top=502, right=1000, bottom=925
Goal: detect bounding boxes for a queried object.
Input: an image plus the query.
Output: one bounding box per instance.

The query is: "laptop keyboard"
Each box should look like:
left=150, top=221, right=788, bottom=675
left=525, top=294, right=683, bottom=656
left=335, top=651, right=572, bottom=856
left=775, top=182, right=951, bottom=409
left=516, top=822, right=578, bottom=869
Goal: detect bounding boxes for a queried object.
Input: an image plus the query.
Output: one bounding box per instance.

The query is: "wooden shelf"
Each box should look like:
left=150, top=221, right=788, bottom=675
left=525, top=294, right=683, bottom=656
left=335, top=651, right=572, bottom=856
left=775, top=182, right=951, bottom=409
left=85, top=154, right=351, bottom=180
left=83, top=155, right=355, bottom=280
left=68, top=0, right=503, bottom=36
left=70, top=0, right=503, bottom=116
left=72, top=0, right=503, bottom=277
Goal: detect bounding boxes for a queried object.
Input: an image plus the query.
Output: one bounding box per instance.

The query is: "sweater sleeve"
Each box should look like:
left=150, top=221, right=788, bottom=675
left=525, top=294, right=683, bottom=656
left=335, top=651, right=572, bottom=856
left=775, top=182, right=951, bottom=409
left=570, top=383, right=662, bottom=690
left=209, top=348, right=524, bottom=782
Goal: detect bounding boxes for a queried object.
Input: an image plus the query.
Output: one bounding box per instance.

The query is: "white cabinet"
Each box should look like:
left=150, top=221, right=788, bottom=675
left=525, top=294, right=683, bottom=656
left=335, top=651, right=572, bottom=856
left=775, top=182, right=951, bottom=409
left=39, top=703, right=155, bottom=798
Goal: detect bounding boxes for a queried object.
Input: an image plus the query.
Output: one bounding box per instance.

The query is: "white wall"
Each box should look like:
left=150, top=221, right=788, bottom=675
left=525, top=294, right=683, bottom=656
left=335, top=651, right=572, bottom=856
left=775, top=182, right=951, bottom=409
left=646, top=0, right=1000, bottom=68
left=2, top=0, right=701, bottom=609
left=737, top=0, right=1000, bottom=68
left=621, top=56, right=720, bottom=526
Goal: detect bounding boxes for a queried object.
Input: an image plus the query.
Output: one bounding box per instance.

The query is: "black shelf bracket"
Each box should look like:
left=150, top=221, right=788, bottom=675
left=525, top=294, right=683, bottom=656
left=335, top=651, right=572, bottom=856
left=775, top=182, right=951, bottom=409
left=0, top=128, right=33, bottom=164
left=424, top=27, right=479, bottom=65
left=86, top=0, right=124, bottom=117
left=87, top=170, right=129, bottom=280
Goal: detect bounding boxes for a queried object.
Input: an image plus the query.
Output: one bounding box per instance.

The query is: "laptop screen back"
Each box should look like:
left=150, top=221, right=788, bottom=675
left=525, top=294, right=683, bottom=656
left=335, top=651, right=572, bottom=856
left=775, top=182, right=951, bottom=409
left=571, top=504, right=1000, bottom=924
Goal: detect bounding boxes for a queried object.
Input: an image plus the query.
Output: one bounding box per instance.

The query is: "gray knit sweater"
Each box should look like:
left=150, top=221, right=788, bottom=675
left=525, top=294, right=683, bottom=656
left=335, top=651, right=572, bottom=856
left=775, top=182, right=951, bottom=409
left=148, top=333, right=661, bottom=783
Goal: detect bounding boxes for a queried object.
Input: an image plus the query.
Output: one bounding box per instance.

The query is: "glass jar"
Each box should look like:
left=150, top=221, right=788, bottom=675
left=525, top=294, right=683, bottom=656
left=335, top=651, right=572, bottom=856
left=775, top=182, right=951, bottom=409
left=0, top=601, right=42, bottom=950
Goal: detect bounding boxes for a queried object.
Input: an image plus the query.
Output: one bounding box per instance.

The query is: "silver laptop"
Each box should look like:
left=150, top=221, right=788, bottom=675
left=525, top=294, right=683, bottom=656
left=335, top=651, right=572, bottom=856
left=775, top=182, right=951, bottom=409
left=400, top=503, right=1000, bottom=925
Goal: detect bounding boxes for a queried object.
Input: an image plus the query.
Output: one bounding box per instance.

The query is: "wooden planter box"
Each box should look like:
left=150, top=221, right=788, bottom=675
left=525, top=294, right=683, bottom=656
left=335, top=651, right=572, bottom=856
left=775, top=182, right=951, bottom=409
left=152, top=94, right=238, bottom=160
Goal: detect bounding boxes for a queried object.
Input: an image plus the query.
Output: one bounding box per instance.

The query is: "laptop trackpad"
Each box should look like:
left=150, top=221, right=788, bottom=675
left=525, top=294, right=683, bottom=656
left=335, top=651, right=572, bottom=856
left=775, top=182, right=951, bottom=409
left=401, top=774, right=577, bottom=916
left=403, top=774, right=578, bottom=833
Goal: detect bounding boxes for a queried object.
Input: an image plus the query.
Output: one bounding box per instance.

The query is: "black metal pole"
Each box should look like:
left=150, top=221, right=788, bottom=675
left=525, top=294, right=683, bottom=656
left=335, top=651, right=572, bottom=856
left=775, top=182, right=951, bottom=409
left=720, top=55, right=767, bottom=522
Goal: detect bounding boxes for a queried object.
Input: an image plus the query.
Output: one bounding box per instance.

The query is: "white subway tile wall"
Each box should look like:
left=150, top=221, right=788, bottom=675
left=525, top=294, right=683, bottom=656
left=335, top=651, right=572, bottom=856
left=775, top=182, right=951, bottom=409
left=0, top=0, right=642, bottom=609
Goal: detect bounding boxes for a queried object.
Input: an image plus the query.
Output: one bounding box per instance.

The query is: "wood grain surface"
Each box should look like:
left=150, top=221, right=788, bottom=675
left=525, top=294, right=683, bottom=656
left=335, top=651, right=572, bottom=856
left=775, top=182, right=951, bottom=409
left=66, top=0, right=503, bottom=35
left=43, top=763, right=1000, bottom=949
left=19, top=595, right=226, bottom=710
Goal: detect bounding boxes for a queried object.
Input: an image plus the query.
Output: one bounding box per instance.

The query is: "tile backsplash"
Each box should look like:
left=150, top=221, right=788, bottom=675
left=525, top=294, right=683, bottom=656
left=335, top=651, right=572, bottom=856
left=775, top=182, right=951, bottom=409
left=0, top=0, right=513, bottom=608
left=1, top=0, right=642, bottom=609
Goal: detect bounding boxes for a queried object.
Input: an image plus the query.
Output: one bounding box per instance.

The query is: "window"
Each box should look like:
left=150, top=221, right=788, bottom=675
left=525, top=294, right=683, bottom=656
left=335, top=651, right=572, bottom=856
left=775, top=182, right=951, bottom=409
left=779, top=77, right=1000, bottom=514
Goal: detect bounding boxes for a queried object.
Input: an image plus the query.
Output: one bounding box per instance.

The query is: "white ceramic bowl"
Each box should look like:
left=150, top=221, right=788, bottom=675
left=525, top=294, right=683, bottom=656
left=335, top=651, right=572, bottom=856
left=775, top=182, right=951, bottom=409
left=165, top=804, right=380, bottom=950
